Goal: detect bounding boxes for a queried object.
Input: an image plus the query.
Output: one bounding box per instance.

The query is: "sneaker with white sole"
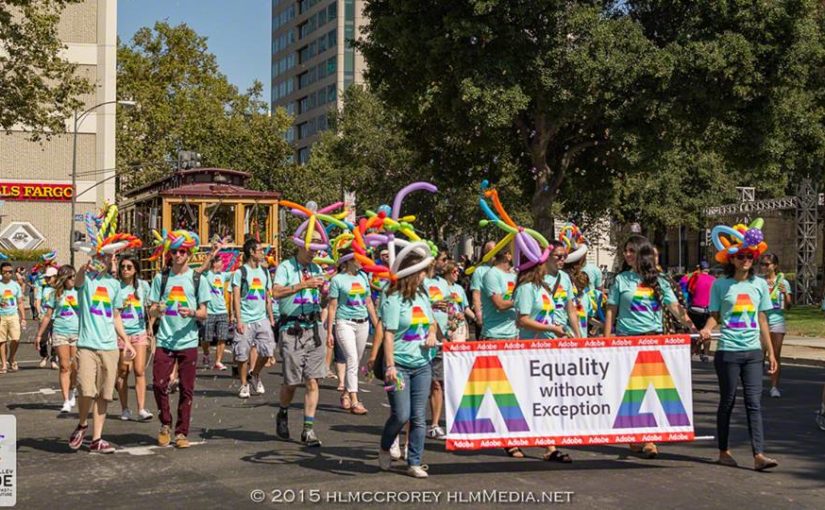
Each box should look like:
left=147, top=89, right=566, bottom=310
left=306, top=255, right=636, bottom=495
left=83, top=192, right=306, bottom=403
left=201, top=354, right=211, bottom=368
left=120, top=408, right=132, bottom=421
left=378, top=448, right=393, bottom=470
left=769, top=387, right=781, bottom=398
left=138, top=409, right=154, bottom=421
left=238, top=384, right=250, bottom=399
left=255, top=376, right=265, bottom=395
left=406, top=465, right=429, bottom=478
left=68, top=389, right=76, bottom=408
left=89, top=438, right=116, bottom=454
left=427, top=425, right=446, bottom=440
left=59, top=401, right=72, bottom=414
left=68, top=424, right=88, bottom=450
left=39, top=357, right=48, bottom=368
left=389, top=437, right=402, bottom=460
left=213, top=362, right=228, bottom=371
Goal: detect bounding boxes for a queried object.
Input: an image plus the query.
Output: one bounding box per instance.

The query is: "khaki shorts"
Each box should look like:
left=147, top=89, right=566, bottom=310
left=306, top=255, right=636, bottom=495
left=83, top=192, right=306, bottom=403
left=76, top=348, right=120, bottom=400
left=0, top=315, right=21, bottom=343
left=52, top=334, right=79, bottom=347
left=279, top=323, right=326, bottom=386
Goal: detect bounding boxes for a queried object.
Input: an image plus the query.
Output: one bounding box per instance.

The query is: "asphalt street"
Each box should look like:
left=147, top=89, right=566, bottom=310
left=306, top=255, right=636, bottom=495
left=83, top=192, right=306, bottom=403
left=2, top=338, right=824, bottom=509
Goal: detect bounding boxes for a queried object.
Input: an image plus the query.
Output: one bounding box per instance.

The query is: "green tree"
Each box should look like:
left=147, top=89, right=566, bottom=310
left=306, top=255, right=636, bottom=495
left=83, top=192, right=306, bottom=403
left=116, top=22, right=293, bottom=191
left=0, top=0, right=92, bottom=138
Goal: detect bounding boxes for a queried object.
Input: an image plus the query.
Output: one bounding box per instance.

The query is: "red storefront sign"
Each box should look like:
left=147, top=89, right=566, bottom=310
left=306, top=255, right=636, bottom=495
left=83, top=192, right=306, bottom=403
left=0, top=182, right=73, bottom=201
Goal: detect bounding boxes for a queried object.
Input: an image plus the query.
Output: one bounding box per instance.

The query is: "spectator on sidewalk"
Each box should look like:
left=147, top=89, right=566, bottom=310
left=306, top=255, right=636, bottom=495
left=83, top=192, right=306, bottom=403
left=688, top=261, right=716, bottom=361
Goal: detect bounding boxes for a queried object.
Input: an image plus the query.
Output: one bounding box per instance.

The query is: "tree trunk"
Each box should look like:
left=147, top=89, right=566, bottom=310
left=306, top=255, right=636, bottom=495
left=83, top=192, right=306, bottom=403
left=531, top=160, right=557, bottom=239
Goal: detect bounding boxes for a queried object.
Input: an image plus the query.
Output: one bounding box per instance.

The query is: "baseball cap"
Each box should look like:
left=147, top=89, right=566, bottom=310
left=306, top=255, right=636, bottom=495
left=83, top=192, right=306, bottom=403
left=700, top=261, right=709, bottom=270
left=45, top=267, right=58, bottom=277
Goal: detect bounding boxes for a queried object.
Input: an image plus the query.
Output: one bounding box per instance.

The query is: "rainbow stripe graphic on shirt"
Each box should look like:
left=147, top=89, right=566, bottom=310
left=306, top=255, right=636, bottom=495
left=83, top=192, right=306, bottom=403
left=210, top=276, right=225, bottom=297
left=727, top=293, right=757, bottom=329
left=428, top=285, right=445, bottom=302
left=119, top=293, right=143, bottom=321
left=246, top=277, right=265, bottom=301
left=58, top=294, right=79, bottom=318
left=164, top=286, right=190, bottom=316
left=613, top=350, right=690, bottom=428
left=345, top=282, right=367, bottom=307
left=401, top=305, right=430, bottom=341
left=576, top=299, right=587, bottom=330
left=534, top=293, right=554, bottom=325
left=450, top=355, right=530, bottom=434
left=630, top=284, right=661, bottom=313
left=553, top=285, right=568, bottom=307
left=293, top=288, right=320, bottom=305
left=0, top=289, right=15, bottom=309
left=450, top=291, right=464, bottom=305
left=90, top=286, right=112, bottom=318
left=502, top=281, right=515, bottom=301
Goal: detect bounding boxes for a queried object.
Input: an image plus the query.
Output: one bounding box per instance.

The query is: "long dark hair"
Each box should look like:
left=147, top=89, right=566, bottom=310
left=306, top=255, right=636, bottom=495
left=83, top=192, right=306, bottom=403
left=242, top=238, right=259, bottom=263
left=623, top=234, right=663, bottom=305
left=53, top=265, right=76, bottom=301
left=388, top=252, right=426, bottom=301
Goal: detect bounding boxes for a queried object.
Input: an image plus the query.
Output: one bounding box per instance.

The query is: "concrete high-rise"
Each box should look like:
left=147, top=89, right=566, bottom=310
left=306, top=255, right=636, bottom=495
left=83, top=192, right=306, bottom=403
left=271, top=0, right=367, bottom=163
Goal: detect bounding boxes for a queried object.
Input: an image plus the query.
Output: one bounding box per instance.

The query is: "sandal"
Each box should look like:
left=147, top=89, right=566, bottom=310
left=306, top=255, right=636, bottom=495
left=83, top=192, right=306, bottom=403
left=755, top=457, right=778, bottom=472
left=350, top=402, right=368, bottom=415
left=10, top=361, right=18, bottom=372
left=543, top=450, right=573, bottom=463
left=340, top=393, right=351, bottom=410
left=505, top=447, right=525, bottom=458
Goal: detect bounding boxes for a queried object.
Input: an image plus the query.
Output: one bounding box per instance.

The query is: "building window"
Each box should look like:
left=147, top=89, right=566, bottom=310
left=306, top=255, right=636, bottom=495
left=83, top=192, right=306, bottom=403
left=298, top=147, right=311, bottom=164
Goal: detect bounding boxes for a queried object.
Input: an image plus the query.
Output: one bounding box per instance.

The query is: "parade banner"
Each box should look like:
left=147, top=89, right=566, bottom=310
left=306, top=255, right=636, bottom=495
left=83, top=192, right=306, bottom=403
left=444, top=335, right=694, bottom=450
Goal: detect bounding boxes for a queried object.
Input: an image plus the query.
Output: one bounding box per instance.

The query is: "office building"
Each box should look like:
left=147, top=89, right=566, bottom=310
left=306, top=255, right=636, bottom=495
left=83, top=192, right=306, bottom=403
left=271, top=0, right=367, bottom=163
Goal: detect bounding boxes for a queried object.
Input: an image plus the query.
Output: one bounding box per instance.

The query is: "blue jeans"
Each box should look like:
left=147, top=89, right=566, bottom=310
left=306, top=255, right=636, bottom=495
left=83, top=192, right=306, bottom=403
left=380, top=363, right=432, bottom=466
left=714, top=349, right=765, bottom=455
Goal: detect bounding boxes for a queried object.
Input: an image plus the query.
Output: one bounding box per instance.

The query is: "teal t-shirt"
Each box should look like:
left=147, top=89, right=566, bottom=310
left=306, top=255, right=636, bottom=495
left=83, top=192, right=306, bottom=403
left=573, top=286, right=590, bottom=338
left=710, top=277, right=772, bottom=351
left=582, top=263, right=603, bottom=292
left=469, top=265, right=491, bottom=292
left=381, top=290, right=436, bottom=368
left=205, top=270, right=231, bottom=315
left=77, top=272, right=123, bottom=351
left=274, top=258, right=323, bottom=329
left=0, top=280, right=22, bottom=316
left=150, top=269, right=211, bottom=351
left=480, top=266, right=517, bottom=339
left=46, top=288, right=80, bottom=337
left=760, top=275, right=791, bottom=326
left=231, top=265, right=271, bottom=324
left=119, top=280, right=150, bottom=336
left=513, top=282, right=556, bottom=339
left=423, top=276, right=450, bottom=336
left=544, top=271, right=574, bottom=331
left=607, top=271, right=677, bottom=335
left=329, top=272, right=370, bottom=321
left=447, top=283, right=469, bottom=315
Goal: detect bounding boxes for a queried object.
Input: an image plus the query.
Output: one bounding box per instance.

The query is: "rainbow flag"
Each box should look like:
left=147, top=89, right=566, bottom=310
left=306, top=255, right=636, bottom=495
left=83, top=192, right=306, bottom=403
left=246, top=277, right=265, bottom=301
left=164, top=285, right=190, bottom=316
left=90, top=286, right=113, bottom=318
left=345, top=282, right=367, bottom=307
left=503, top=281, right=515, bottom=301
left=613, top=351, right=690, bottom=428
left=401, top=305, right=430, bottom=341
left=534, top=293, right=554, bottom=325
left=630, top=285, right=661, bottom=313
left=58, top=295, right=79, bottom=318
left=451, top=355, right=530, bottom=434
left=727, top=293, right=757, bottom=329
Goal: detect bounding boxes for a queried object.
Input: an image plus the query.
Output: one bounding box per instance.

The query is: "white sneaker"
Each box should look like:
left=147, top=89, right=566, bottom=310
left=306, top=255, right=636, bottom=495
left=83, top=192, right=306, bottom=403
left=238, top=384, right=250, bottom=399
left=59, top=401, right=72, bottom=414
left=67, top=389, right=76, bottom=408
left=406, top=465, right=429, bottom=478
left=254, top=375, right=265, bottom=395
left=427, top=425, right=446, bottom=440
left=389, top=437, right=402, bottom=460
left=138, top=409, right=154, bottom=421
left=378, top=448, right=393, bottom=471
left=120, top=408, right=132, bottom=421
left=770, top=387, right=781, bottom=398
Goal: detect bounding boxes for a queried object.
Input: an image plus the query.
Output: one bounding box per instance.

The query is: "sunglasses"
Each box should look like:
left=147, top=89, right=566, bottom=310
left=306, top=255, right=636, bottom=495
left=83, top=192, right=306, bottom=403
left=173, top=249, right=190, bottom=256
left=121, top=264, right=135, bottom=270
left=1, top=270, right=12, bottom=274
left=735, top=252, right=755, bottom=261
left=759, top=262, right=771, bottom=266
left=551, top=253, right=567, bottom=259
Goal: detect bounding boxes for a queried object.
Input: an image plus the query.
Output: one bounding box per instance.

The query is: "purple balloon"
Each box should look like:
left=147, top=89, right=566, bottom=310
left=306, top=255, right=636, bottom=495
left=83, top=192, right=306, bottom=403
left=744, top=228, right=763, bottom=247
left=391, top=182, right=438, bottom=220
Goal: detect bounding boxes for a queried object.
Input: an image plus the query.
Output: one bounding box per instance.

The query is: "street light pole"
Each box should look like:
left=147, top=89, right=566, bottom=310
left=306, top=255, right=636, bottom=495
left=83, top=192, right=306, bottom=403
left=69, top=99, right=136, bottom=266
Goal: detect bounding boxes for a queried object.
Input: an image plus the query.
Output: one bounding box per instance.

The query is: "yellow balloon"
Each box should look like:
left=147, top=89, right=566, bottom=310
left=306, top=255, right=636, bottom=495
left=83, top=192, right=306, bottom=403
left=305, top=216, right=316, bottom=250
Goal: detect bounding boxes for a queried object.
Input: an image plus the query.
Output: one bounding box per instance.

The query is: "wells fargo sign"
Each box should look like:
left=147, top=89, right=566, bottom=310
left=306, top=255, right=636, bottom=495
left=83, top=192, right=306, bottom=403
left=0, top=182, right=73, bottom=201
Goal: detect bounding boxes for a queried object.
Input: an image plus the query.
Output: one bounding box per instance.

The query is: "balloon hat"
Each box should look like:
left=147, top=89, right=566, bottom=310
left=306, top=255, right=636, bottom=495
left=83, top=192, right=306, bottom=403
left=278, top=200, right=351, bottom=252
left=74, top=202, right=142, bottom=256
left=148, top=229, right=200, bottom=261
left=467, top=180, right=550, bottom=273
left=711, top=218, right=768, bottom=264
left=559, top=223, right=588, bottom=263
left=0, top=252, right=7, bottom=261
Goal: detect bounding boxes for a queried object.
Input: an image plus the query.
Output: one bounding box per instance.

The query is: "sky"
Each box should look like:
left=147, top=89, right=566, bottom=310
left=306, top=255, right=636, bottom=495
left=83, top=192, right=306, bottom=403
left=118, top=0, right=270, bottom=99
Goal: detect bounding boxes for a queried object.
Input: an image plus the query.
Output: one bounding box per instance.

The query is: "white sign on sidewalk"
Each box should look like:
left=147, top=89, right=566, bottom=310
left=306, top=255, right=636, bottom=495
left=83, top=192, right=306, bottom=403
left=0, top=415, right=16, bottom=506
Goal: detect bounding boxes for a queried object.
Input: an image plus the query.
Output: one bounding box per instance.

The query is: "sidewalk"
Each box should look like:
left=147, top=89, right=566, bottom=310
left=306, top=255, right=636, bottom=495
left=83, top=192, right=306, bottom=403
left=710, top=335, right=825, bottom=366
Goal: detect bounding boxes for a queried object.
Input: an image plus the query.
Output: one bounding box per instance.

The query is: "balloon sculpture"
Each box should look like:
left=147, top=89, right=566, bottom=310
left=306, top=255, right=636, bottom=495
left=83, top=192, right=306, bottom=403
left=466, top=180, right=549, bottom=273
left=148, top=229, right=200, bottom=261
left=0, top=252, right=8, bottom=261
left=278, top=200, right=351, bottom=252
left=559, top=223, right=588, bottom=264
left=73, top=202, right=142, bottom=256
left=711, top=218, right=768, bottom=264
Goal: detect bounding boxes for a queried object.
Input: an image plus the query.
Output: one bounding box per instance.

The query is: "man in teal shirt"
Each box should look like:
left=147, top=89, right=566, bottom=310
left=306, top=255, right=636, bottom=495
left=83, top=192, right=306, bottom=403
left=480, top=250, right=517, bottom=340
left=470, top=241, right=496, bottom=339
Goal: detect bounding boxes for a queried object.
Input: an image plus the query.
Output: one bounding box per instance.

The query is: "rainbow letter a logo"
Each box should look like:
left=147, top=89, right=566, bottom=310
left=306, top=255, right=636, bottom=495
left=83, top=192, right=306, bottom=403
left=450, top=356, right=529, bottom=434
left=613, top=351, right=690, bottom=428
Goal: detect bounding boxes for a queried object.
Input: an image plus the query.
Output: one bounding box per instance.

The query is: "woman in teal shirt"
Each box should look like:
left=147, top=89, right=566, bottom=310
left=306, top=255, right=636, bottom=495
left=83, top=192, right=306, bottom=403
left=116, top=255, right=153, bottom=422
left=701, top=248, right=778, bottom=471
left=758, top=253, right=791, bottom=398
left=605, top=235, right=695, bottom=459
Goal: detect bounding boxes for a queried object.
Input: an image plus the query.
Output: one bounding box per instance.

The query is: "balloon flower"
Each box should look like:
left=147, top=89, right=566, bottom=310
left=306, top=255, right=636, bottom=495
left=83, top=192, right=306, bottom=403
left=73, top=202, right=141, bottom=256
left=559, top=223, right=588, bottom=263
left=278, top=200, right=351, bottom=253
left=711, top=218, right=768, bottom=264
left=148, top=229, right=200, bottom=261
left=466, top=180, right=549, bottom=273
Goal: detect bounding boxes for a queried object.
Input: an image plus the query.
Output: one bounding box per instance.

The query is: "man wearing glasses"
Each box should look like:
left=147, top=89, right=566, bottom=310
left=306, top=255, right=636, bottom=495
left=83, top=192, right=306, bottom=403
left=0, top=262, right=26, bottom=373
left=272, top=234, right=327, bottom=447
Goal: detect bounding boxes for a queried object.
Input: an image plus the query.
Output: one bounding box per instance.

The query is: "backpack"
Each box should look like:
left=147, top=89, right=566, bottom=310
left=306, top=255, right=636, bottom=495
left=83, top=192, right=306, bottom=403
left=239, top=265, right=270, bottom=298
left=158, top=268, right=202, bottom=306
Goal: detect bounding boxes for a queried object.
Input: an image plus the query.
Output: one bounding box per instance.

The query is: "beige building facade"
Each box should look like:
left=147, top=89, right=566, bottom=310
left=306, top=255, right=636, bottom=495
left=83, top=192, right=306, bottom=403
left=0, top=0, right=118, bottom=260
